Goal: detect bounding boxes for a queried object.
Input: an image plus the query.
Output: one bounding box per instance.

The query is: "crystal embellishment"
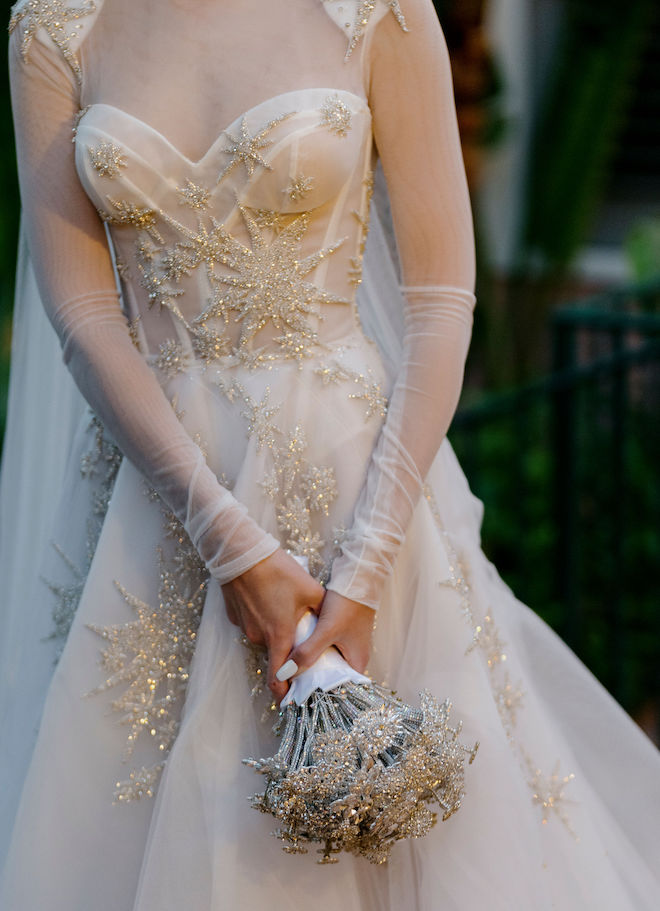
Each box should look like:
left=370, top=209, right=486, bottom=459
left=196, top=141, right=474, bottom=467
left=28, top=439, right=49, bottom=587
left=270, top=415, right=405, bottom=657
left=176, top=179, right=211, bottom=210
left=87, top=141, right=127, bottom=178
left=86, top=508, right=208, bottom=803
left=320, top=94, right=352, bottom=137
left=9, top=0, right=97, bottom=83
left=219, top=112, right=294, bottom=180
left=191, top=206, right=349, bottom=364
left=285, top=175, right=315, bottom=202
left=322, top=0, right=409, bottom=59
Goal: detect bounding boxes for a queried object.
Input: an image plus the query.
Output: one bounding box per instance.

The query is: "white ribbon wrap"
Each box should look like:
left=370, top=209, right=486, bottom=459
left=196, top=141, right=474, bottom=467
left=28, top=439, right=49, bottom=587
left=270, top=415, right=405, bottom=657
left=279, top=611, right=370, bottom=708
left=279, top=555, right=370, bottom=707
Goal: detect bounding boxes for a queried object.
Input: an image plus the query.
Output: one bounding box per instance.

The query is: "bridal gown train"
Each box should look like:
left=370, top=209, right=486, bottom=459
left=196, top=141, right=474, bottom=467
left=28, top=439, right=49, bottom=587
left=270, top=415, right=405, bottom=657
left=1, top=0, right=660, bottom=908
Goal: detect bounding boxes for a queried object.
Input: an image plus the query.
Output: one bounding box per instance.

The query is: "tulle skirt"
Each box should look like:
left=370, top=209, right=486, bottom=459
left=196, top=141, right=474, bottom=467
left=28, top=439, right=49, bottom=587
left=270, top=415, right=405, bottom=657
left=1, top=333, right=660, bottom=910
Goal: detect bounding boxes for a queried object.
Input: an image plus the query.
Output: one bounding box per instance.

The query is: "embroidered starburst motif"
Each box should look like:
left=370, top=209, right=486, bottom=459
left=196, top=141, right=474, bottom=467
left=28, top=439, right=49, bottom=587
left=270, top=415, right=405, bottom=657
left=99, top=198, right=162, bottom=242
left=314, top=361, right=387, bottom=421
left=300, top=465, right=338, bottom=515
left=526, top=758, right=577, bottom=839
left=191, top=207, right=349, bottom=363
left=87, top=140, right=127, bottom=178
left=494, top=673, right=525, bottom=736
left=176, top=179, right=211, bottom=210
left=86, top=545, right=207, bottom=800
left=277, top=495, right=325, bottom=574
left=251, top=208, right=297, bottom=234
left=190, top=324, right=231, bottom=363
left=329, top=0, right=409, bottom=59
left=155, top=338, right=187, bottom=377
left=259, top=470, right=280, bottom=501
left=218, top=112, right=294, bottom=180
left=467, top=612, right=507, bottom=668
left=320, top=94, right=353, bottom=137
left=241, top=387, right=281, bottom=452
left=285, top=175, right=315, bottom=202
left=9, top=0, right=97, bottom=83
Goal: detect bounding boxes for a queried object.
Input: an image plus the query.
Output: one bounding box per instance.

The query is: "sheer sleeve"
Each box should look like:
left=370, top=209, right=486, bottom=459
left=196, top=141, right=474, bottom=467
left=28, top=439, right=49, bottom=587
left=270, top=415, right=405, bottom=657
left=326, top=0, right=476, bottom=609
left=8, top=28, right=279, bottom=584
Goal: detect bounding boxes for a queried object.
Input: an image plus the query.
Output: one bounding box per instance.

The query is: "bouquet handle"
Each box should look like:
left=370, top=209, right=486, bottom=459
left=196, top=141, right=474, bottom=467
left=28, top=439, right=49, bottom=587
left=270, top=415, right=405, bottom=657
left=280, top=610, right=370, bottom=708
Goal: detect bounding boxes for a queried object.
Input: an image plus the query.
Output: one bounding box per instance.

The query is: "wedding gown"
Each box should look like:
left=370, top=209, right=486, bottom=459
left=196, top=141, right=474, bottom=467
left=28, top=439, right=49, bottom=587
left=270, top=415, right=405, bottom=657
left=1, top=0, right=659, bottom=908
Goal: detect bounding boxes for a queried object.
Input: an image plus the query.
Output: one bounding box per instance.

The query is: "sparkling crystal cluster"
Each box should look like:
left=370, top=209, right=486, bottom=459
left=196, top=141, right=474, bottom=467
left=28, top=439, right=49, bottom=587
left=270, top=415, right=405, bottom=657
left=244, top=683, right=478, bottom=864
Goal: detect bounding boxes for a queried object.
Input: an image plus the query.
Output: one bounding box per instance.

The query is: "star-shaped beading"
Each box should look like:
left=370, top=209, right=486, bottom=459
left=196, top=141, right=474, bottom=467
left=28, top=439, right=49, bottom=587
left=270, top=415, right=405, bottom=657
left=100, top=199, right=162, bottom=243
left=9, top=0, right=97, bottom=83
left=191, top=207, right=349, bottom=363
left=300, top=465, right=338, bottom=516
left=241, top=387, right=281, bottom=452
left=251, top=208, right=297, bottom=233
left=527, top=759, right=577, bottom=838
left=276, top=495, right=325, bottom=572
left=190, top=324, right=231, bottom=363
left=466, top=612, right=507, bottom=667
left=87, top=141, right=126, bottom=178
left=320, top=95, right=353, bottom=137
left=176, top=179, right=211, bottom=210
left=285, top=175, right=315, bottom=202
left=86, top=545, right=207, bottom=800
left=218, top=112, right=294, bottom=180
left=314, top=361, right=387, bottom=422
left=494, top=673, right=525, bottom=736
left=155, top=339, right=187, bottom=377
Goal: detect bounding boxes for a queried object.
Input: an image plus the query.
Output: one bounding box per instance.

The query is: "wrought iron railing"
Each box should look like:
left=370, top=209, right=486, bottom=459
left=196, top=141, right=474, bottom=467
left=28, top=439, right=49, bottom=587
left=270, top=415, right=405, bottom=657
left=451, top=279, right=660, bottom=718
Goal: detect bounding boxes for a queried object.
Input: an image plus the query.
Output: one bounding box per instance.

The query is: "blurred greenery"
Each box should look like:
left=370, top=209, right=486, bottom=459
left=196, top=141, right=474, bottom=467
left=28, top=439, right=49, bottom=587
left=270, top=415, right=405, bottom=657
left=519, top=0, right=655, bottom=273
left=506, top=0, right=658, bottom=381
left=452, top=292, right=660, bottom=719
left=626, top=219, right=660, bottom=282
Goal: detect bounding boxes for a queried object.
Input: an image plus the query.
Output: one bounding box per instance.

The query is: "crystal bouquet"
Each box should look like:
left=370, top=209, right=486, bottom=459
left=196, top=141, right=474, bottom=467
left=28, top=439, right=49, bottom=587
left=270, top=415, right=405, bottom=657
left=244, top=610, right=478, bottom=865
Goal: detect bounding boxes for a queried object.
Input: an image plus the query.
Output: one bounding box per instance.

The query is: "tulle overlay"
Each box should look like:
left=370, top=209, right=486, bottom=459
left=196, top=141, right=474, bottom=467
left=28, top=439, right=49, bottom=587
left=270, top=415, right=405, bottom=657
left=2, top=0, right=660, bottom=908
left=2, top=358, right=660, bottom=909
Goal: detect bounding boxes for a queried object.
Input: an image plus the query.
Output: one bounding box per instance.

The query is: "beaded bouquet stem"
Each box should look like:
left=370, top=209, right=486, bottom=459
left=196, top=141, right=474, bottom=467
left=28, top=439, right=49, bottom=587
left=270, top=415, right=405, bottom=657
left=243, top=611, right=478, bottom=865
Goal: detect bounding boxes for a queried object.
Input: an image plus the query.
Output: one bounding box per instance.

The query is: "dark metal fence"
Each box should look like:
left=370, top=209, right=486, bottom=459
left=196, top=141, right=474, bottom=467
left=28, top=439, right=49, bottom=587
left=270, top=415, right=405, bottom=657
left=450, top=279, right=660, bottom=718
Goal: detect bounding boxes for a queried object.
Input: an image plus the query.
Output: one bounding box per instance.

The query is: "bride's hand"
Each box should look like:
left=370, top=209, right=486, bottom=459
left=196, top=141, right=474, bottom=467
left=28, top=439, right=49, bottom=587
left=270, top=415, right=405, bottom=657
left=221, top=549, right=325, bottom=702
left=288, top=589, right=376, bottom=678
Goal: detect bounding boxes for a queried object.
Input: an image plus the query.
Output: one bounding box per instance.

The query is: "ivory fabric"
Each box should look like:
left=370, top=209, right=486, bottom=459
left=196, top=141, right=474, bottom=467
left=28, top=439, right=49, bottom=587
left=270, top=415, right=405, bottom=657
left=1, top=1, right=659, bottom=908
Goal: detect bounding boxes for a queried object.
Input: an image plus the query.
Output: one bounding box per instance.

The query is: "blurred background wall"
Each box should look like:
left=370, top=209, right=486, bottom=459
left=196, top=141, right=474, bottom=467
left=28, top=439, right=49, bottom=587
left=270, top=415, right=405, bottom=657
left=0, top=0, right=658, bottom=737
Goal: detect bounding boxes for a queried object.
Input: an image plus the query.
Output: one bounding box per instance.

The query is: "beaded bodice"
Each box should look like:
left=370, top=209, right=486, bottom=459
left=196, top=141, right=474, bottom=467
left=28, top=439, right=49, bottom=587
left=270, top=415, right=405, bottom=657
left=9, top=0, right=410, bottom=374
left=75, top=89, right=375, bottom=372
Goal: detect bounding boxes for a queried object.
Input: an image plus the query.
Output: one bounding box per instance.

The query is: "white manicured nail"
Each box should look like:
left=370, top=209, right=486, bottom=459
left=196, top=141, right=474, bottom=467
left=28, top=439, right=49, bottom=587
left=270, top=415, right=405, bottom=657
left=276, top=659, right=298, bottom=682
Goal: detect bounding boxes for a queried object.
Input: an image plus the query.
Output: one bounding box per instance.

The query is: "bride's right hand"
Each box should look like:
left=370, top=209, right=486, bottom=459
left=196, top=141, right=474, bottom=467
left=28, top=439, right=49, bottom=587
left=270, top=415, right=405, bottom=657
left=221, top=549, right=325, bottom=702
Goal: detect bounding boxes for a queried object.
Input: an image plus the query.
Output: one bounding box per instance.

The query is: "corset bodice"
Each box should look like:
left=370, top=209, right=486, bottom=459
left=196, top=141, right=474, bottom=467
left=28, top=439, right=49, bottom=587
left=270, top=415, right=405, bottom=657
left=75, top=88, right=376, bottom=373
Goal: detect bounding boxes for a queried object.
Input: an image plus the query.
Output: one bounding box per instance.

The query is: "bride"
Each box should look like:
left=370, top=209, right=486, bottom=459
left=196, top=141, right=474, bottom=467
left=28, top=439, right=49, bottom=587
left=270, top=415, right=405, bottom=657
left=1, top=0, right=659, bottom=908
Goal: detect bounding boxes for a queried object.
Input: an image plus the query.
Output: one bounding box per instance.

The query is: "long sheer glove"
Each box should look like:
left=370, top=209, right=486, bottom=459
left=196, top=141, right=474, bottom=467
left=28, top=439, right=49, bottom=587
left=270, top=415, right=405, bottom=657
left=326, top=0, right=477, bottom=609
left=8, top=25, right=279, bottom=584
left=326, top=287, right=475, bottom=609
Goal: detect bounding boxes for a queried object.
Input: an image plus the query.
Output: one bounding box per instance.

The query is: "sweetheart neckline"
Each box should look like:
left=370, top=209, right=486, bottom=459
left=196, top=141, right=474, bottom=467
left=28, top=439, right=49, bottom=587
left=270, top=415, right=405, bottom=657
left=77, top=87, right=370, bottom=168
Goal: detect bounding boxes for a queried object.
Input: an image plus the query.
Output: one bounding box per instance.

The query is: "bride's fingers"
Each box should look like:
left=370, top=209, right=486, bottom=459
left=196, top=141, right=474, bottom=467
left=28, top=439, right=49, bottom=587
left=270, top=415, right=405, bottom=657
left=308, top=597, right=324, bottom=617
left=332, top=637, right=369, bottom=674
left=267, top=634, right=297, bottom=700
left=289, top=618, right=335, bottom=675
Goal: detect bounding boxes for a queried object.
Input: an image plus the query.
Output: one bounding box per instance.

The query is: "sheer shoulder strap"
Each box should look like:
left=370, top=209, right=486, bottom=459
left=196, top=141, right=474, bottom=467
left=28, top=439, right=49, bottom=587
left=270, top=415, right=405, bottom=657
left=320, top=0, right=408, bottom=60
left=8, top=0, right=102, bottom=84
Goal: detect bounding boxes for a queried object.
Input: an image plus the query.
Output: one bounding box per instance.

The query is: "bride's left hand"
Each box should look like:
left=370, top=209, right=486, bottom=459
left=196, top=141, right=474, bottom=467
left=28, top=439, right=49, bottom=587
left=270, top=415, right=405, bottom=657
left=287, top=588, right=376, bottom=677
